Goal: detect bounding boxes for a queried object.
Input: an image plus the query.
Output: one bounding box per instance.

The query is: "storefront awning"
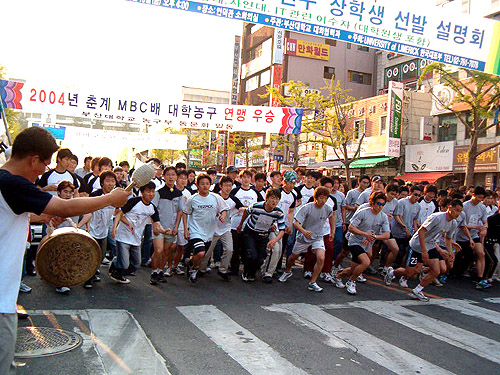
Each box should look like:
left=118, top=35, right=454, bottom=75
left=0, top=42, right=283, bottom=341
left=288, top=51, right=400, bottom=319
left=307, top=160, right=343, bottom=169
left=347, top=157, right=394, bottom=168
left=397, top=172, right=451, bottom=183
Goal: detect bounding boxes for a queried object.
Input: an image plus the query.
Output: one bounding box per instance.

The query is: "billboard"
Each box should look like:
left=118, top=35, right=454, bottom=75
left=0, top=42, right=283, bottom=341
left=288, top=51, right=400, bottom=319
left=386, top=81, right=404, bottom=157
left=285, top=38, right=330, bottom=60
left=405, top=141, right=454, bottom=172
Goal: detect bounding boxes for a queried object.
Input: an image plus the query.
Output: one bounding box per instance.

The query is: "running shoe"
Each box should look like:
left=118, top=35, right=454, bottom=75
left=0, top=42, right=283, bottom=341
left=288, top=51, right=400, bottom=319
left=55, top=287, right=71, bottom=294
left=384, top=267, right=395, bottom=286
left=399, top=276, right=408, bottom=288
left=84, top=280, right=93, bottom=289
left=189, top=270, right=198, bottom=283
left=476, top=279, right=492, bottom=289
left=432, top=278, right=443, bottom=287
left=110, top=274, right=130, bottom=284
left=158, top=271, right=168, bottom=283
left=303, top=271, right=313, bottom=279
left=19, top=282, right=32, bottom=293
left=356, top=275, right=367, bottom=283
left=262, top=276, right=273, bottom=284
left=439, top=274, right=448, bottom=284
left=278, top=271, right=293, bottom=283
left=217, top=271, right=230, bottom=281
left=333, top=277, right=345, bottom=289
left=365, top=265, right=378, bottom=275
left=308, top=282, right=323, bottom=292
left=101, top=258, right=111, bottom=265
left=330, top=265, right=342, bottom=277
left=241, top=273, right=250, bottom=282
left=150, top=272, right=159, bottom=286
left=164, top=267, right=172, bottom=277
left=247, top=274, right=256, bottom=282
left=321, top=273, right=335, bottom=283
left=172, top=266, right=185, bottom=275
left=409, top=289, right=429, bottom=302
left=346, top=280, right=357, bottom=295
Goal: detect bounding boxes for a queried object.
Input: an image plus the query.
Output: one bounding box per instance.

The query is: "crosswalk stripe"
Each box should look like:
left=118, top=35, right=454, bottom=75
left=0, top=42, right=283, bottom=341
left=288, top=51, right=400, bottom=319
left=264, top=303, right=455, bottom=375
left=350, top=300, right=500, bottom=364
left=396, top=298, right=500, bottom=326
left=485, top=297, right=500, bottom=304
left=177, top=305, right=309, bottom=375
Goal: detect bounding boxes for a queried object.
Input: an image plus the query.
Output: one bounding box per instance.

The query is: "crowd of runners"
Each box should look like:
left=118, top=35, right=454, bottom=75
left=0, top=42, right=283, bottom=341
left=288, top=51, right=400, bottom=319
left=19, top=148, right=500, bottom=302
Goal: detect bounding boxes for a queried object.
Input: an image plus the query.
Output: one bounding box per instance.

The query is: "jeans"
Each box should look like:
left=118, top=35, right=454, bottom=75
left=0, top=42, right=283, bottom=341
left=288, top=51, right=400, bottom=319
left=114, top=241, right=141, bottom=273
left=141, top=224, right=153, bottom=264
left=333, top=226, right=343, bottom=259
left=243, top=228, right=269, bottom=278
left=107, top=219, right=116, bottom=257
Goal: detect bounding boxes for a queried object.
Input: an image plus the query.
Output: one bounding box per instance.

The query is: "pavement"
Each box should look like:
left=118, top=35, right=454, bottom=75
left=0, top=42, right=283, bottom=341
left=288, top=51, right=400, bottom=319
left=15, top=263, right=500, bottom=375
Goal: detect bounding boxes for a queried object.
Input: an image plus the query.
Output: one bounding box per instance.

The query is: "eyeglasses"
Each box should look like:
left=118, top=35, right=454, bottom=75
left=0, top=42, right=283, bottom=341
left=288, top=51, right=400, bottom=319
left=36, top=155, right=51, bottom=168
left=376, top=202, right=385, bottom=206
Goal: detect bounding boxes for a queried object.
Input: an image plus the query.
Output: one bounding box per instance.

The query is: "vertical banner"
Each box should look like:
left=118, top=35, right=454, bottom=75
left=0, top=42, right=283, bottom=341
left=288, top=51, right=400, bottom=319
left=231, top=35, right=241, bottom=105
left=270, top=65, right=283, bottom=107
left=273, top=28, right=284, bottom=65
left=386, top=81, right=404, bottom=157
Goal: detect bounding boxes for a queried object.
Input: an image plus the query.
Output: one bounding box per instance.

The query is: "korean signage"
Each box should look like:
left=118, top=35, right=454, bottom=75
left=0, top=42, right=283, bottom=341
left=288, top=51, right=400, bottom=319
left=129, top=0, right=500, bottom=76
left=386, top=81, right=403, bottom=157
left=1, top=79, right=303, bottom=134
left=430, top=83, right=455, bottom=116
left=270, top=65, right=283, bottom=107
left=231, top=35, right=241, bottom=105
left=405, top=141, right=454, bottom=172
left=384, top=58, right=432, bottom=87
left=285, top=38, right=330, bottom=60
left=273, top=28, right=285, bottom=64
left=454, top=143, right=499, bottom=172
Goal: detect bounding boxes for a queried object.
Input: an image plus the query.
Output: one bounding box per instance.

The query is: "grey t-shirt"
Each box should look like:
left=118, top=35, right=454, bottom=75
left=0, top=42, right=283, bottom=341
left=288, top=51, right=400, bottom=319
left=409, top=212, right=457, bottom=253
left=392, top=197, right=421, bottom=239
left=348, top=207, right=390, bottom=251
left=456, top=200, right=488, bottom=241
left=356, top=187, right=372, bottom=206
left=294, top=202, right=333, bottom=243
left=345, top=188, right=362, bottom=224
left=332, top=190, right=345, bottom=227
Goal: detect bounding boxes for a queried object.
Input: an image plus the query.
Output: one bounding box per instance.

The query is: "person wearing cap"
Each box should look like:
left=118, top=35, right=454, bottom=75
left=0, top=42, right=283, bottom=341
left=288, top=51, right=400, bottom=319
left=212, top=166, right=242, bottom=194
left=261, top=170, right=300, bottom=281
left=355, top=175, right=384, bottom=208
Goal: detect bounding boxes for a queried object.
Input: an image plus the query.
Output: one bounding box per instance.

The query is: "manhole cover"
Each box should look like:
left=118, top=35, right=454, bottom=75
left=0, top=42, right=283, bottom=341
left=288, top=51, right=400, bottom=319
left=15, top=327, right=82, bottom=358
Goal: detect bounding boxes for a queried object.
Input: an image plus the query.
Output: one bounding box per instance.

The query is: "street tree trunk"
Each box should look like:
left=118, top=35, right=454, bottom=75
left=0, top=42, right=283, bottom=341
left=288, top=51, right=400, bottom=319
left=465, top=131, right=478, bottom=187
left=293, top=134, right=299, bottom=169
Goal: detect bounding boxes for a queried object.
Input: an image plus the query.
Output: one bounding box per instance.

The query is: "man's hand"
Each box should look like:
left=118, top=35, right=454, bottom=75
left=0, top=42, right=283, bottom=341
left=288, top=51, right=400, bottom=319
left=172, top=227, right=178, bottom=236
left=285, top=225, right=292, bottom=234
left=329, top=231, right=334, bottom=241
left=43, top=184, right=58, bottom=192
left=237, top=225, right=242, bottom=233
left=163, top=228, right=171, bottom=235
left=109, top=188, right=131, bottom=207
left=303, top=230, right=313, bottom=239
left=111, top=227, right=117, bottom=238
left=128, top=224, right=134, bottom=234
left=267, top=239, right=277, bottom=249
left=470, top=239, right=476, bottom=249
left=184, top=228, right=190, bottom=240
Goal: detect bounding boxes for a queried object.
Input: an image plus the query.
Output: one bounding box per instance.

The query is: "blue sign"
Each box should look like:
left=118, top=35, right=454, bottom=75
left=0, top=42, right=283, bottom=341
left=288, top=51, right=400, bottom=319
left=31, top=122, right=66, bottom=140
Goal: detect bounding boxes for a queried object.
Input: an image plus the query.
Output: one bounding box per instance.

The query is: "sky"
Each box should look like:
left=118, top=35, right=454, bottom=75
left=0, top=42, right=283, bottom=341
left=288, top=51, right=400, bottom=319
left=1, top=0, right=243, bottom=101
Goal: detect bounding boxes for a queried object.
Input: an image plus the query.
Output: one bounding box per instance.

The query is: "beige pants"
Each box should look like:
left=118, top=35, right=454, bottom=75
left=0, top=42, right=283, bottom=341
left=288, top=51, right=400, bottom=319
left=200, top=231, right=233, bottom=273
left=261, top=231, right=282, bottom=277
left=0, top=313, right=17, bottom=375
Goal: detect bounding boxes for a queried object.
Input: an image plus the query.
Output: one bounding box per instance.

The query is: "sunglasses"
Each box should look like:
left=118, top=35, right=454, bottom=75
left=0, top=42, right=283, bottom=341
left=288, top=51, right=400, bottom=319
left=376, top=202, right=385, bottom=206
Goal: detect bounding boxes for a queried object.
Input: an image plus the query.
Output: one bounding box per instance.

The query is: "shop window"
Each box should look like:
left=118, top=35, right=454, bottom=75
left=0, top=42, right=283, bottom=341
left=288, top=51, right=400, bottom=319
left=357, top=45, right=369, bottom=52
left=380, top=116, right=387, bottom=135
left=438, top=114, right=457, bottom=141
left=324, top=66, right=335, bottom=80
left=354, top=119, right=365, bottom=140
left=348, top=70, right=372, bottom=85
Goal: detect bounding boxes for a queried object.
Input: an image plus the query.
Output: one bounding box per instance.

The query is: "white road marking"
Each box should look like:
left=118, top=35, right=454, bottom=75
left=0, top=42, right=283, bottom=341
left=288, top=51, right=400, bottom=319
left=177, top=305, right=309, bottom=375
left=351, top=300, right=500, bottom=364
left=264, top=303, right=455, bottom=375
left=485, top=297, right=500, bottom=304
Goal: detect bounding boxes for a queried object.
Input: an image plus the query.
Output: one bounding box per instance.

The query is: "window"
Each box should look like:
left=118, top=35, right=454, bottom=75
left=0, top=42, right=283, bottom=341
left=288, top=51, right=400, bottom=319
left=357, top=45, right=369, bottom=52
left=380, top=116, right=387, bottom=135
left=324, top=66, right=335, bottom=80
left=348, top=70, right=372, bottom=85
left=245, top=76, right=259, bottom=92
left=354, top=119, right=365, bottom=140
left=325, top=39, right=336, bottom=46
left=438, top=114, right=457, bottom=141
left=346, top=42, right=352, bottom=49
left=260, top=69, right=271, bottom=86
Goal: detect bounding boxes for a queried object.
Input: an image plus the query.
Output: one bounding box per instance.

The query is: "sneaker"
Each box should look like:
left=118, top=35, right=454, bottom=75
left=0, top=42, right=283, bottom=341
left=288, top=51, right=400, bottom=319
left=110, top=272, right=130, bottom=284
left=432, top=278, right=443, bottom=287
left=55, top=286, right=71, bottom=295
left=262, top=275, right=273, bottom=284
left=189, top=270, right=198, bottom=283
left=380, top=270, right=387, bottom=277
left=476, top=279, right=492, bottom=289
left=330, top=265, right=341, bottom=277
left=384, top=267, right=395, bottom=286
left=303, top=271, right=313, bottom=279
left=158, top=271, right=168, bottom=283
left=356, top=275, right=367, bottom=283
left=334, top=277, right=345, bottom=289
left=278, top=271, right=293, bottom=283
left=150, top=272, right=159, bottom=285
left=217, top=271, right=230, bottom=281
left=92, top=275, right=101, bottom=282
left=164, top=267, right=172, bottom=277
left=439, top=274, right=448, bottom=284
left=19, top=282, right=32, bottom=293
left=198, top=270, right=206, bottom=277
left=308, top=282, right=323, bottom=292
left=206, top=267, right=212, bottom=273
left=84, top=280, right=93, bottom=289
left=346, top=280, right=357, bottom=295
left=214, top=261, right=221, bottom=268
left=365, top=265, right=377, bottom=275
left=241, top=273, right=250, bottom=282
left=321, top=273, right=334, bottom=283
left=409, top=289, right=429, bottom=302
left=172, top=266, right=185, bottom=275
left=399, top=276, right=408, bottom=288
left=247, top=274, right=255, bottom=282
left=108, top=262, right=116, bottom=274
left=101, top=258, right=111, bottom=265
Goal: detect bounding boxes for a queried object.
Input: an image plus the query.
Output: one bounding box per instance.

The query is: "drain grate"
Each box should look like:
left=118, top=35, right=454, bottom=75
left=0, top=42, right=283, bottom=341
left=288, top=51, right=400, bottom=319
left=15, top=327, right=82, bottom=358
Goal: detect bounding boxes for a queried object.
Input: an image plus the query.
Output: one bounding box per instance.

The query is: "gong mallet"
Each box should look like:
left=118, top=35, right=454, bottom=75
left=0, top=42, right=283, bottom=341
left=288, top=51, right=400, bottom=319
left=125, top=162, right=157, bottom=192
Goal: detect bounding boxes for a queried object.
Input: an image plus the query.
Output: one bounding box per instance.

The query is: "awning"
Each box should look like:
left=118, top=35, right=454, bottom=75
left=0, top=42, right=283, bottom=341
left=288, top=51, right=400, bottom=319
left=397, top=172, right=451, bottom=183
left=347, top=157, right=394, bottom=168
left=307, top=160, right=343, bottom=169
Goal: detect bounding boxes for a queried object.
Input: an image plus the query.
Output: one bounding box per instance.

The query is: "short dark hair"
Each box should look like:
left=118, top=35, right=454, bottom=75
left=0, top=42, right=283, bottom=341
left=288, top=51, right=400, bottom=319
left=175, top=162, right=187, bottom=170
left=312, top=171, right=323, bottom=180
left=146, top=158, right=162, bottom=165
left=56, top=148, right=72, bottom=161
left=70, top=154, right=78, bottom=163
left=99, top=171, right=117, bottom=186
left=162, top=166, right=176, bottom=175
left=57, top=180, right=75, bottom=193
left=314, top=186, right=330, bottom=199
left=254, top=172, right=266, bottom=182
left=369, top=191, right=387, bottom=205
left=177, top=169, right=188, bottom=178
left=295, top=167, right=306, bottom=175
left=239, top=169, right=252, bottom=178
left=187, top=169, right=196, bottom=176
left=424, top=184, right=438, bottom=195
left=119, top=160, right=129, bottom=168
left=451, top=192, right=464, bottom=200
left=84, top=156, right=93, bottom=163
left=450, top=199, right=463, bottom=208
left=91, top=157, right=101, bottom=171
left=98, top=157, right=112, bottom=169
left=439, top=197, right=451, bottom=208
left=438, top=189, right=448, bottom=198
left=11, top=127, right=59, bottom=161
left=196, top=173, right=211, bottom=185
left=140, top=181, right=156, bottom=192
left=331, top=176, right=340, bottom=184
left=270, top=171, right=281, bottom=178
left=320, top=176, right=334, bottom=186
left=474, top=186, right=486, bottom=196
left=206, top=168, right=217, bottom=175
left=385, top=184, right=399, bottom=194
left=410, top=185, right=422, bottom=193
left=266, top=188, right=281, bottom=200
left=219, top=176, right=233, bottom=187
left=399, top=186, right=409, bottom=194
left=359, top=175, right=370, bottom=183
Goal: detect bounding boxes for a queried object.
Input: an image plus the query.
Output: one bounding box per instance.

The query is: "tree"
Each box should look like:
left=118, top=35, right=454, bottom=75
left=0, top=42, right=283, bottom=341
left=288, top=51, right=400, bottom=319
left=265, top=79, right=361, bottom=183
left=419, top=63, right=500, bottom=186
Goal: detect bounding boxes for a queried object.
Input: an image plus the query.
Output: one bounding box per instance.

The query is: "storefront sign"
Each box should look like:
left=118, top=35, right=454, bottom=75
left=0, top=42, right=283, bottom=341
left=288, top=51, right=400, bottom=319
left=430, top=84, right=455, bottom=115
left=130, top=0, right=500, bottom=76
left=1, top=79, right=303, bottom=134
left=273, top=28, right=285, bottom=64
left=386, top=81, right=403, bottom=157
left=454, top=143, right=499, bottom=172
left=270, top=65, right=283, bottom=107
left=405, top=141, right=454, bottom=172
left=285, top=38, right=330, bottom=61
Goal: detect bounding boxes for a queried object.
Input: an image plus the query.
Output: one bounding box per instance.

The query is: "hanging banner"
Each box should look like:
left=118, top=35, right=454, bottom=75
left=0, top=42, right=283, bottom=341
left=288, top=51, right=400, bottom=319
left=0, top=79, right=303, bottom=134
left=231, top=35, right=241, bottom=105
left=128, top=0, right=500, bottom=76
left=386, top=81, right=403, bottom=157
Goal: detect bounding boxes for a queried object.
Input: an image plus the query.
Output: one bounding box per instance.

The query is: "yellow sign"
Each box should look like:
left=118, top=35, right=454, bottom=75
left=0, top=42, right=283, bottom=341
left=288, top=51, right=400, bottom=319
left=285, top=38, right=330, bottom=61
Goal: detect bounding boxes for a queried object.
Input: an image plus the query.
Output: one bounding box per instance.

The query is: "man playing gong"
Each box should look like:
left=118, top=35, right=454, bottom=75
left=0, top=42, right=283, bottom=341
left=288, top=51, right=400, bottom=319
left=0, top=127, right=130, bottom=375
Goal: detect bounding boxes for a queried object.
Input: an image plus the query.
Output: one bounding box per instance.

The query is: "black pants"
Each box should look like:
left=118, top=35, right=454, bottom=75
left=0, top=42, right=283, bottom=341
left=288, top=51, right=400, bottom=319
left=243, top=228, right=269, bottom=278
left=484, top=243, right=499, bottom=280
left=452, top=241, right=475, bottom=278
left=229, top=230, right=246, bottom=274
left=275, top=233, right=290, bottom=272
left=395, top=237, right=410, bottom=268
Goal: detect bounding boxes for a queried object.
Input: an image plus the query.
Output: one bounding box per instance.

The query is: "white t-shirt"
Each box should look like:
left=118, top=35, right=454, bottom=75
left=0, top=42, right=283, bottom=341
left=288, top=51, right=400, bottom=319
left=178, top=187, right=192, bottom=232
left=216, top=195, right=243, bottom=236
left=230, top=186, right=260, bottom=230
left=418, top=198, right=438, bottom=225
left=37, top=169, right=80, bottom=196
left=115, top=197, right=160, bottom=246
left=276, top=187, right=299, bottom=227
left=183, top=192, right=229, bottom=242
left=87, top=189, right=115, bottom=239
left=345, top=188, right=363, bottom=224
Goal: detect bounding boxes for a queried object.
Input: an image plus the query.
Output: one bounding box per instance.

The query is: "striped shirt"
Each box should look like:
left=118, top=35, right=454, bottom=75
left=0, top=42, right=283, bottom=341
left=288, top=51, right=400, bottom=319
left=244, top=202, right=286, bottom=234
